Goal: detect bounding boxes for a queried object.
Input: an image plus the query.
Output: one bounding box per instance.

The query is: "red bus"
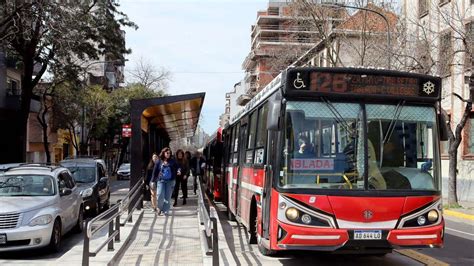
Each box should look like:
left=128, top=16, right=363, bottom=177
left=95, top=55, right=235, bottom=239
left=219, top=67, right=447, bottom=255
left=203, top=128, right=224, bottom=201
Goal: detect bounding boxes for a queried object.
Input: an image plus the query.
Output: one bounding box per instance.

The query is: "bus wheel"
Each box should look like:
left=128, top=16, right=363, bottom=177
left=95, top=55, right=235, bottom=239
left=248, top=203, right=257, bottom=244
left=258, top=235, right=277, bottom=256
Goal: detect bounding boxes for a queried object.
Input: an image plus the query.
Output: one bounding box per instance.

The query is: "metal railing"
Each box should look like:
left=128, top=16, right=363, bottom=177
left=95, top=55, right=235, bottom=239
left=82, top=178, right=144, bottom=266
left=197, top=176, right=219, bottom=266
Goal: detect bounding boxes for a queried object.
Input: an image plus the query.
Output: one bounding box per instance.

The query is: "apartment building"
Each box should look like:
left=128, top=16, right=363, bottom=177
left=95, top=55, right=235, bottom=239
left=292, top=3, right=397, bottom=69
left=240, top=0, right=326, bottom=106
left=0, top=52, right=61, bottom=163
left=220, top=81, right=246, bottom=128
left=402, top=0, right=473, bottom=202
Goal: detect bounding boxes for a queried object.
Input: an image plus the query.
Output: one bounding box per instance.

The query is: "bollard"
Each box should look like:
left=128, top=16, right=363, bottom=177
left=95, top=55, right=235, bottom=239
left=115, top=200, right=122, bottom=242
left=108, top=220, right=114, bottom=251
left=82, top=219, right=90, bottom=266
left=211, top=217, right=219, bottom=266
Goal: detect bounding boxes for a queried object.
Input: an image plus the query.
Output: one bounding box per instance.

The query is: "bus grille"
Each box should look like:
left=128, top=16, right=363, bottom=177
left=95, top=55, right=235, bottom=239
left=0, top=213, right=20, bottom=229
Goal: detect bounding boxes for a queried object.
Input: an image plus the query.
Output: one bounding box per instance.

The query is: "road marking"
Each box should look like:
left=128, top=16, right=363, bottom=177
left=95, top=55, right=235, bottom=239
left=444, top=209, right=474, bottom=221
left=446, top=227, right=474, bottom=236
left=395, top=249, right=449, bottom=266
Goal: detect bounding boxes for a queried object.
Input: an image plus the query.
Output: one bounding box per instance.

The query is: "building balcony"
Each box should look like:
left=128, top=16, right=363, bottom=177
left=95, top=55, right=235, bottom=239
left=236, top=93, right=252, bottom=106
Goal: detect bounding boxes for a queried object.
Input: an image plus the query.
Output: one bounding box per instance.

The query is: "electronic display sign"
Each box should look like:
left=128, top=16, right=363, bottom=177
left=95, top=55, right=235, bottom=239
left=285, top=68, right=441, bottom=100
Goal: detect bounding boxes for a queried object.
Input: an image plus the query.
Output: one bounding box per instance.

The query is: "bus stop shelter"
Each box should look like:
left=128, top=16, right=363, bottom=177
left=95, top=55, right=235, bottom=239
left=130, top=93, right=205, bottom=187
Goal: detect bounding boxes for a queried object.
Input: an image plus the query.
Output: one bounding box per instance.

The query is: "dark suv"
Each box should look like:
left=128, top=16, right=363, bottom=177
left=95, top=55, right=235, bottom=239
left=60, top=158, right=110, bottom=216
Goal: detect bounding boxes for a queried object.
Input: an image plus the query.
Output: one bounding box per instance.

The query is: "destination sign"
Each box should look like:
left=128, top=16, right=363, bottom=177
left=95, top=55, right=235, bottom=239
left=286, top=69, right=441, bottom=99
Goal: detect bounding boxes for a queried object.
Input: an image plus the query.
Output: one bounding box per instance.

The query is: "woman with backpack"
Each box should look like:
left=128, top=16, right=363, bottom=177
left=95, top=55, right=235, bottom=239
left=151, top=147, right=178, bottom=216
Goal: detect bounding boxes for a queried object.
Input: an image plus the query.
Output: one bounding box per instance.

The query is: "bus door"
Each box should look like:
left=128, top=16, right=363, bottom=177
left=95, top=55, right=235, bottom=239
left=261, top=130, right=277, bottom=239
left=236, top=123, right=248, bottom=219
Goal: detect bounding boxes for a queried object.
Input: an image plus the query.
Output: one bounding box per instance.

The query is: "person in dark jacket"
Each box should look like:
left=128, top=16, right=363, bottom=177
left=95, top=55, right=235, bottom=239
left=190, top=151, right=205, bottom=194
left=151, top=147, right=178, bottom=216
left=146, top=153, right=159, bottom=211
left=173, top=149, right=189, bottom=206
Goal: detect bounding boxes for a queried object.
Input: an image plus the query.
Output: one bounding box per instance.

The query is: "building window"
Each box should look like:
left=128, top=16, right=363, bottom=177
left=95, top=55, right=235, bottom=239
left=419, top=0, right=429, bottom=17
left=466, top=22, right=473, bottom=70
left=439, top=31, right=452, bottom=77
left=6, top=79, right=20, bottom=95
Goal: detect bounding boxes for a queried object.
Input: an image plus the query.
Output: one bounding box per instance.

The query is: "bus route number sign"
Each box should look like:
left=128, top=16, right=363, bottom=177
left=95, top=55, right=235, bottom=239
left=287, top=70, right=440, bottom=98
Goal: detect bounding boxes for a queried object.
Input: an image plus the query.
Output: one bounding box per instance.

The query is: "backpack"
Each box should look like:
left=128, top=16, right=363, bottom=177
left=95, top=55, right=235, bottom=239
left=159, top=163, right=173, bottom=181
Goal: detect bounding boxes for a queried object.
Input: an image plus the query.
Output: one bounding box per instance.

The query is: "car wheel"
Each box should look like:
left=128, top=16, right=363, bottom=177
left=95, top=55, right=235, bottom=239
left=48, top=219, right=62, bottom=252
left=73, top=207, right=84, bottom=233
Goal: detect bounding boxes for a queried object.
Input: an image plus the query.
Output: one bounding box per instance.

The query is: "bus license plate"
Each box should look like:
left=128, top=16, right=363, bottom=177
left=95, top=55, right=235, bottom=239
left=354, top=230, right=382, bottom=240
left=0, top=234, right=6, bottom=244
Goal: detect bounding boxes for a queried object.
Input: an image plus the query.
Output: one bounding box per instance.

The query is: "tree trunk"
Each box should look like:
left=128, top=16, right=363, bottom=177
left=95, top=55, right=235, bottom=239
left=42, top=122, right=51, bottom=163
left=19, top=58, right=35, bottom=162
left=447, top=146, right=458, bottom=205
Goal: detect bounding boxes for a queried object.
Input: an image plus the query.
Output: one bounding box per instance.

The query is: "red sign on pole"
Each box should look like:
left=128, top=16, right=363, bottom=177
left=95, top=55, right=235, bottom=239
left=122, top=124, right=132, bottom=138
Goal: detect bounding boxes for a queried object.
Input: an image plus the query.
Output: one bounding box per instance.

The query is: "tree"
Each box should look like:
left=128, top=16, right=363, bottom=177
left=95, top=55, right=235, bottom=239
left=0, top=0, right=136, bottom=161
left=106, top=83, right=165, bottom=171
left=127, top=56, right=171, bottom=91
left=287, top=0, right=397, bottom=69
left=399, top=1, right=473, bottom=206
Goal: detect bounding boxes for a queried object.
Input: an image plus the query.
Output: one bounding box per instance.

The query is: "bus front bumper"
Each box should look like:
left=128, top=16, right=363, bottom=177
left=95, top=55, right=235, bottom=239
left=275, top=221, right=444, bottom=251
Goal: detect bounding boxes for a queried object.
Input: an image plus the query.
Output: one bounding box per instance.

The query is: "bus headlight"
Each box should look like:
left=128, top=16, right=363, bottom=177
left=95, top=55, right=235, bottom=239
left=285, top=207, right=299, bottom=221
left=427, top=210, right=439, bottom=222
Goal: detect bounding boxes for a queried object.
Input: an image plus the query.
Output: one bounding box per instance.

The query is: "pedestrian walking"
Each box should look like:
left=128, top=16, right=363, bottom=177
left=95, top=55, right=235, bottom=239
left=152, top=147, right=178, bottom=216
left=190, top=151, right=205, bottom=195
left=146, top=153, right=159, bottom=212
left=173, top=149, right=189, bottom=206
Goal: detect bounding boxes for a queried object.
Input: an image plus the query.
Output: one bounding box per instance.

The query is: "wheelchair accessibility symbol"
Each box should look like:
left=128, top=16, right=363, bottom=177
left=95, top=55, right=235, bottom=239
left=293, top=72, right=306, bottom=89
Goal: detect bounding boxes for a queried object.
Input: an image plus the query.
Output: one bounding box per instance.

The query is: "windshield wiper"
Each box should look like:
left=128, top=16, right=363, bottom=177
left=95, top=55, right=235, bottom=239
left=321, top=97, right=359, bottom=138
left=0, top=184, right=22, bottom=189
left=380, top=100, right=405, bottom=167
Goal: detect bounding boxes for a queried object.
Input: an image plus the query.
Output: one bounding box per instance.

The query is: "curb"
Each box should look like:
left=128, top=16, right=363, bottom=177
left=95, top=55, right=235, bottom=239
left=394, top=249, right=449, bottom=266
left=107, top=210, right=145, bottom=266
left=443, top=209, right=474, bottom=221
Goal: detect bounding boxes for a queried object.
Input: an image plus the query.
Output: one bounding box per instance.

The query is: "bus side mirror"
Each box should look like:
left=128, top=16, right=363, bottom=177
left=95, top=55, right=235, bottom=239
left=267, top=99, right=281, bottom=131
left=438, top=113, right=449, bottom=141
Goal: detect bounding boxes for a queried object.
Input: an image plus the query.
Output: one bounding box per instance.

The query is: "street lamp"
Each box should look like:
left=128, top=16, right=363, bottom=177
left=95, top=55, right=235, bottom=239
left=79, top=59, right=128, bottom=155
left=320, top=1, right=392, bottom=69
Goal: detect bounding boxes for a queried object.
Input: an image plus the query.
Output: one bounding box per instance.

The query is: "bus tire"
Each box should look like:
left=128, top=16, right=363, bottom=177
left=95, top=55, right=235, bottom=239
left=258, top=236, right=277, bottom=256
left=248, top=200, right=257, bottom=244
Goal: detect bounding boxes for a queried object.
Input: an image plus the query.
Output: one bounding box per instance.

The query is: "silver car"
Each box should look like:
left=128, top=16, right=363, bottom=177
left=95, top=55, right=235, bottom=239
left=0, top=165, right=84, bottom=252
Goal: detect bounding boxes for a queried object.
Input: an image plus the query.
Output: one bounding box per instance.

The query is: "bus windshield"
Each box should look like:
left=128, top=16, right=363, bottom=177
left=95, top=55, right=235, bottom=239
left=280, top=101, right=439, bottom=191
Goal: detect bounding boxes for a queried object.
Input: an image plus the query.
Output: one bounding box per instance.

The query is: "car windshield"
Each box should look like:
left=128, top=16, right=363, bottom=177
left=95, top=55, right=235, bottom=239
left=119, top=164, right=130, bottom=171
left=63, top=165, right=96, bottom=183
left=0, top=175, right=55, bottom=196
left=280, top=101, right=439, bottom=191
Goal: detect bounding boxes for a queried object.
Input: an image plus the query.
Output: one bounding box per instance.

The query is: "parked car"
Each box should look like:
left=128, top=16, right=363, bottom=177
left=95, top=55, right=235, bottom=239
left=116, top=163, right=130, bottom=180
left=0, top=163, right=22, bottom=177
left=0, top=165, right=83, bottom=252
left=60, top=158, right=110, bottom=216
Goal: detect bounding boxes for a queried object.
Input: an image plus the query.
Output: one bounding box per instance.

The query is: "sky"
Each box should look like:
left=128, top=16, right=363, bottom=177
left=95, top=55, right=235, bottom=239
left=120, top=0, right=269, bottom=134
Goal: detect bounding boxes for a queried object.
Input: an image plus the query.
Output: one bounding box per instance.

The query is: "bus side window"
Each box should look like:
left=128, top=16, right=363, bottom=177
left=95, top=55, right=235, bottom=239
left=254, top=104, right=269, bottom=164
left=233, top=125, right=240, bottom=164
left=246, top=111, right=258, bottom=164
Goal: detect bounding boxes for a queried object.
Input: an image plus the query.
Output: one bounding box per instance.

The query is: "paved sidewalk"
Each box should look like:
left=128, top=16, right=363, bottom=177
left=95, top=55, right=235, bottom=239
left=115, top=191, right=204, bottom=265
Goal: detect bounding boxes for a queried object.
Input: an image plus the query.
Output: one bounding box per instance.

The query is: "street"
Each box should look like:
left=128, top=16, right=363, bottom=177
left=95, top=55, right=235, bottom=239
left=214, top=202, right=474, bottom=265
left=0, top=179, right=130, bottom=263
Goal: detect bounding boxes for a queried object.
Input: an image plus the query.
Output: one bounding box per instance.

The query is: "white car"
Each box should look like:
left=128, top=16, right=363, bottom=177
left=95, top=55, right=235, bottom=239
left=116, top=163, right=130, bottom=180
left=0, top=165, right=84, bottom=252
